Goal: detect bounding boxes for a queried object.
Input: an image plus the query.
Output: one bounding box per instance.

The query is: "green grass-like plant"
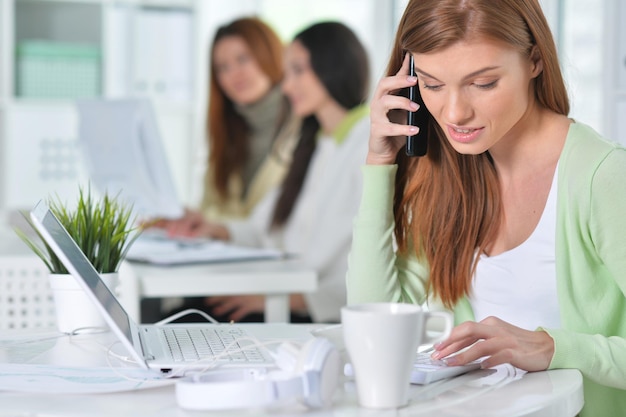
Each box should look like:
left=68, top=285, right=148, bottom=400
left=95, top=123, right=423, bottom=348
left=15, top=187, right=142, bottom=274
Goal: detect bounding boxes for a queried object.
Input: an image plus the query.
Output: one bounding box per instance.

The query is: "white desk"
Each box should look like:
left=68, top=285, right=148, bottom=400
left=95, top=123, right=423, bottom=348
left=0, top=326, right=584, bottom=417
left=118, top=259, right=318, bottom=323
left=0, top=226, right=317, bottom=324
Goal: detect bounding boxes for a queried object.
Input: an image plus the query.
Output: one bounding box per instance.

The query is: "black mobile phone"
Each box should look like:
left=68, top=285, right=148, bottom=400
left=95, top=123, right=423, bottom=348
left=406, top=55, right=428, bottom=157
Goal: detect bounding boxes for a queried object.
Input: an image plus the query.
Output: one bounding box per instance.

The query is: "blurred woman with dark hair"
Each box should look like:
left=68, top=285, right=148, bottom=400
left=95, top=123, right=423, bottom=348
left=176, top=21, right=371, bottom=323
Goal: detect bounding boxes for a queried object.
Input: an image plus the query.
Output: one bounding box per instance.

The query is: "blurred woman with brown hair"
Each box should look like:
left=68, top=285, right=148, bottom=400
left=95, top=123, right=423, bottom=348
left=163, top=17, right=299, bottom=234
left=145, top=17, right=299, bottom=323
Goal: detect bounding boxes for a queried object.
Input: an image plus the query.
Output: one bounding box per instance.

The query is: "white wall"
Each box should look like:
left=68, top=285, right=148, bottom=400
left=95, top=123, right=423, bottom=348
left=559, top=0, right=605, bottom=135
left=197, top=0, right=607, bottom=135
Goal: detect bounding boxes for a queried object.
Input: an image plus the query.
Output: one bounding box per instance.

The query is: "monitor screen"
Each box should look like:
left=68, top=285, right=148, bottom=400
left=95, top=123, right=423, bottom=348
left=76, top=98, right=184, bottom=220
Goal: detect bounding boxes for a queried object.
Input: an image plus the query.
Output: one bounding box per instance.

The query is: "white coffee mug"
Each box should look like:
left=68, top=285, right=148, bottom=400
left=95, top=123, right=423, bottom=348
left=342, top=302, right=453, bottom=409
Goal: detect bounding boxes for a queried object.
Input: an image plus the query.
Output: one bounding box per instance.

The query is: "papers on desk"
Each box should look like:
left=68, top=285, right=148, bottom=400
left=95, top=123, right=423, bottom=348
left=0, top=331, right=172, bottom=393
left=0, top=364, right=173, bottom=393
left=126, top=235, right=284, bottom=265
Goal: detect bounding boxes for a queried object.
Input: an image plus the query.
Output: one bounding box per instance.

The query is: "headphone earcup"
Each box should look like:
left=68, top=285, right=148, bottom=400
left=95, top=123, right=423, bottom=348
left=294, top=337, right=341, bottom=408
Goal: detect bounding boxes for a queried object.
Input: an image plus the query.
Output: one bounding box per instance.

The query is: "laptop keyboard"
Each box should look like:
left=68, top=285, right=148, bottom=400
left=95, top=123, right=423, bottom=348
left=410, top=352, right=482, bottom=384
left=162, top=326, right=268, bottom=363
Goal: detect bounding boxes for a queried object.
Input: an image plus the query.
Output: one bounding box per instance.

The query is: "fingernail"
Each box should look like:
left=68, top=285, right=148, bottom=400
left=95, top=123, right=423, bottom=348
left=443, top=357, right=458, bottom=366
left=409, top=126, right=418, bottom=133
left=409, top=101, right=419, bottom=110
left=407, top=76, right=417, bottom=82
left=431, top=351, right=441, bottom=360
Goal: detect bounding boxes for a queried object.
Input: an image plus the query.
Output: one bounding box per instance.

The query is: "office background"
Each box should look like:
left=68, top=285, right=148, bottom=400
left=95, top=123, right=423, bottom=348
left=0, top=0, right=623, bottom=231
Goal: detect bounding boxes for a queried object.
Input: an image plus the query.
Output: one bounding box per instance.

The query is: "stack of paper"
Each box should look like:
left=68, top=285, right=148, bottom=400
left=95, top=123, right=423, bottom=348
left=126, top=235, right=284, bottom=266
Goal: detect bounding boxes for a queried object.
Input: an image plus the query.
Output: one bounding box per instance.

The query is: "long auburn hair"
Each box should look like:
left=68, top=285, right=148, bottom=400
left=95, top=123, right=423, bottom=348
left=207, top=17, right=286, bottom=198
left=271, top=22, right=370, bottom=227
left=390, top=0, right=569, bottom=308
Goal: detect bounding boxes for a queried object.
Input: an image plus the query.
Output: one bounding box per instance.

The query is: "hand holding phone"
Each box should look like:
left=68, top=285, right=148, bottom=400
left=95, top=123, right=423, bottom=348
left=406, top=55, right=428, bottom=157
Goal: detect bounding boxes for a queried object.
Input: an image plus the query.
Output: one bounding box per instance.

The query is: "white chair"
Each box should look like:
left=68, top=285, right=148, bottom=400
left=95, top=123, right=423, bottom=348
left=0, top=255, right=56, bottom=329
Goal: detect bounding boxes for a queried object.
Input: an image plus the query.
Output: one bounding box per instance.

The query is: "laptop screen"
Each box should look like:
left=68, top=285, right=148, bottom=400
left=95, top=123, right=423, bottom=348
left=30, top=201, right=133, bottom=342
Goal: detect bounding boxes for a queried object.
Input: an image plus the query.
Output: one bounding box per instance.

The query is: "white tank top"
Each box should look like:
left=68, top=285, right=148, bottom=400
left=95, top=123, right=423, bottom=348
left=469, top=168, right=561, bottom=330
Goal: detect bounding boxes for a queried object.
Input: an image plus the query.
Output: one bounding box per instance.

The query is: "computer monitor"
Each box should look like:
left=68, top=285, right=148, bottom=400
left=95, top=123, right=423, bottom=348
left=76, top=98, right=184, bottom=220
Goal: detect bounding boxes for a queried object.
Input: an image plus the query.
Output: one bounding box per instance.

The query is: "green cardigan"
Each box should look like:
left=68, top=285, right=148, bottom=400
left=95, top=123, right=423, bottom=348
left=346, top=122, right=626, bottom=417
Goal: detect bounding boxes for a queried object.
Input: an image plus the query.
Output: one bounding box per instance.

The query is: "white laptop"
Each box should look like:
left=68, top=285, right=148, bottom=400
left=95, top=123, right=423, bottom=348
left=29, top=200, right=274, bottom=374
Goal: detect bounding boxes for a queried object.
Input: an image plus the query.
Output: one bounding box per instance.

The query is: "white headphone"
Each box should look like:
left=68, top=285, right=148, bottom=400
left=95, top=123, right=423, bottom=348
left=175, top=337, right=341, bottom=410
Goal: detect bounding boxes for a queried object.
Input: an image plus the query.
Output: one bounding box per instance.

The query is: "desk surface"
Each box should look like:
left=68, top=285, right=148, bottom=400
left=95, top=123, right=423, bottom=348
left=125, top=257, right=318, bottom=296
left=119, top=258, right=318, bottom=323
left=0, top=326, right=584, bottom=417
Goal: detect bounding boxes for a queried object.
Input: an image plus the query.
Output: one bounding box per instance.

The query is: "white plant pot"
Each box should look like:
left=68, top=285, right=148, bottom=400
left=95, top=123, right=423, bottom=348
left=49, top=272, right=118, bottom=333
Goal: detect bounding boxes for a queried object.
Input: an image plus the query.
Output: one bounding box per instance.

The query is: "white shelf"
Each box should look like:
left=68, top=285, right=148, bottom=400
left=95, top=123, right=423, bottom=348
left=0, top=0, right=201, bottom=218
left=0, top=0, right=12, bottom=100
left=15, top=1, right=102, bottom=44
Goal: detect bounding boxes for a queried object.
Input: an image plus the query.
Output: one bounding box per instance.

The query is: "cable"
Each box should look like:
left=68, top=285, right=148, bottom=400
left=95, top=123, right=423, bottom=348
left=163, top=335, right=295, bottom=379
left=68, top=326, right=109, bottom=335
left=103, top=341, right=171, bottom=384
left=104, top=340, right=140, bottom=365
left=0, top=326, right=109, bottom=347
left=154, top=308, right=220, bottom=325
left=0, top=333, right=67, bottom=347
left=50, top=309, right=312, bottom=384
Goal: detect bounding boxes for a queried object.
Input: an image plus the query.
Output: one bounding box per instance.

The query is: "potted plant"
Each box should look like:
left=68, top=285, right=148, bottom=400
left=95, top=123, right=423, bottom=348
left=15, top=187, right=142, bottom=333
